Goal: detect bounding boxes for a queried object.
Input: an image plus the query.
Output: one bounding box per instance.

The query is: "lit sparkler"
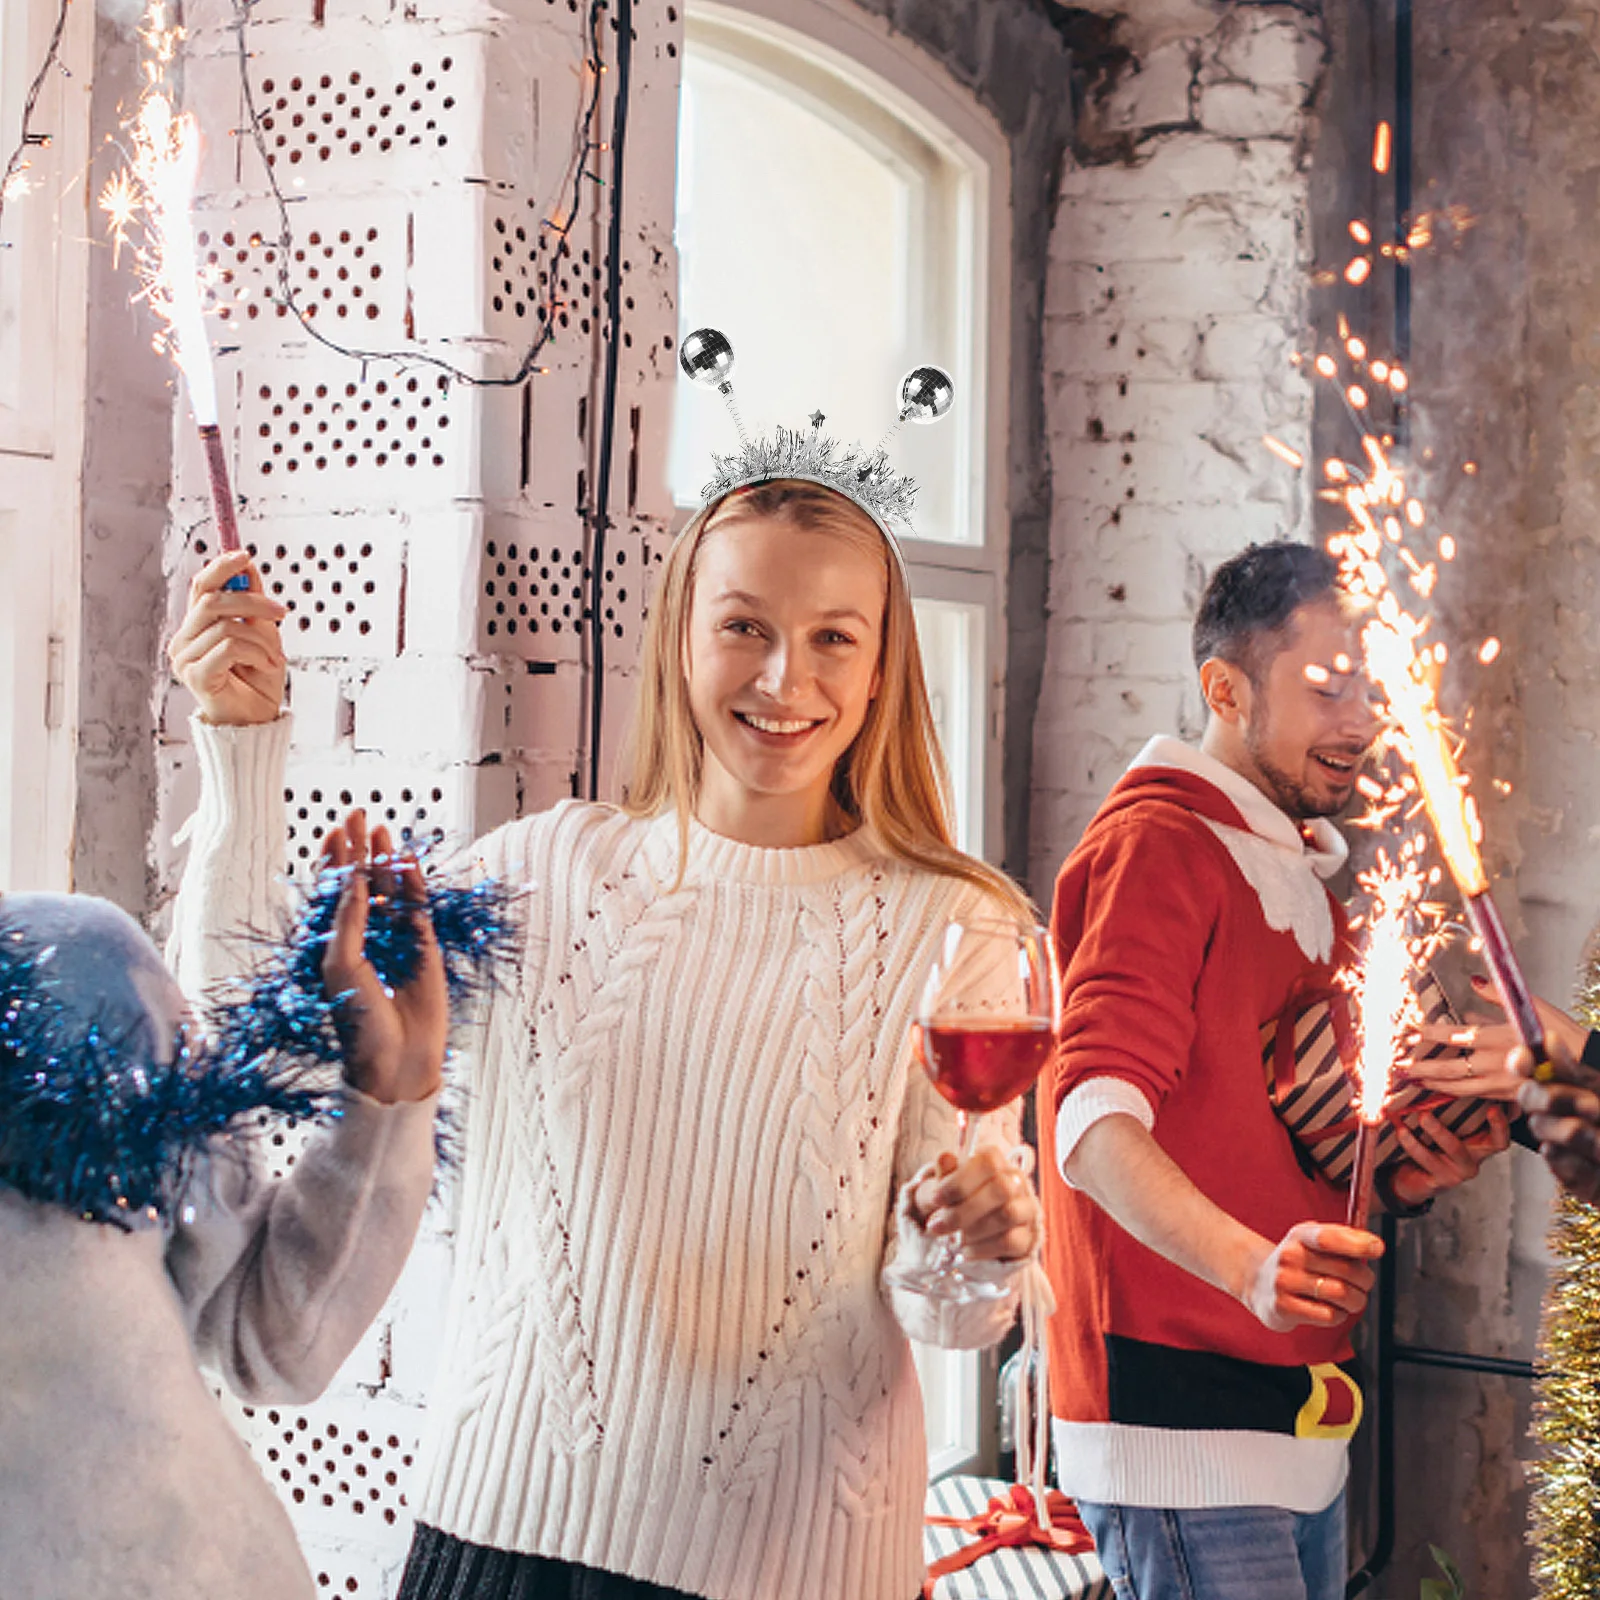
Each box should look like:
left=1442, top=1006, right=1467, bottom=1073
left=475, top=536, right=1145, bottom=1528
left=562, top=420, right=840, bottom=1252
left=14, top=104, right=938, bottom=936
left=1266, top=122, right=1549, bottom=1177
left=1344, top=848, right=1428, bottom=1226
left=100, top=10, right=242, bottom=559
left=1319, top=406, right=1546, bottom=1067
left=1294, top=191, right=1548, bottom=1074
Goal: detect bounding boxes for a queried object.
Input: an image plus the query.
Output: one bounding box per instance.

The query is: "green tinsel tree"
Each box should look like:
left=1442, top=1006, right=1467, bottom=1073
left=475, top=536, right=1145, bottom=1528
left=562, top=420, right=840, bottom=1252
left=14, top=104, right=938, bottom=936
left=1530, top=955, right=1600, bottom=1599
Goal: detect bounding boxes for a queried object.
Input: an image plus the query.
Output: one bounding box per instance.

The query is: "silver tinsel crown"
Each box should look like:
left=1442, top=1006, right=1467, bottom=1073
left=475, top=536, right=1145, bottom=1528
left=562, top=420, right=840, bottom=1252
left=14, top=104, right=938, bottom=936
left=679, top=326, right=953, bottom=539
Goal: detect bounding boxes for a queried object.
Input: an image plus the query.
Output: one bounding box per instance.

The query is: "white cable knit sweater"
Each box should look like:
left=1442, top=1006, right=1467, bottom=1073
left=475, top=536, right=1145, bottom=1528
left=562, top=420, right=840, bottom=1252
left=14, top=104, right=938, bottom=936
left=176, top=716, right=1022, bottom=1600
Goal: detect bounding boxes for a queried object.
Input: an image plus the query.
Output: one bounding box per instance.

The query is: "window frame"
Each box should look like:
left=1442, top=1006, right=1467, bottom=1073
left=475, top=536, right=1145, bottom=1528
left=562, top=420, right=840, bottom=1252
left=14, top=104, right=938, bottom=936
left=686, top=0, right=1012, bottom=866
left=683, top=0, right=1013, bottom=1478
left=0, top=0, right=93, bottom=891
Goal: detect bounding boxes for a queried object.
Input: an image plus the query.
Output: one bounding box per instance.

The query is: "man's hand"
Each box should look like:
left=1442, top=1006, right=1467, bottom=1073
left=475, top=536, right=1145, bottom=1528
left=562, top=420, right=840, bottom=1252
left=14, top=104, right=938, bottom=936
left=321, top=811, right=449, bottom=1105
left=167, top=550, right=288, bottom=726
left=1410, top=977, right=1587, bottom=1100
left=910, top=1146, right=1041, bottom=1263
left=1384, top=1106, right=1511, bottom=1208
left=1516, top=1035, right=1600, bottom=1202
left=1241, top=1222, right=1383, bottom=1332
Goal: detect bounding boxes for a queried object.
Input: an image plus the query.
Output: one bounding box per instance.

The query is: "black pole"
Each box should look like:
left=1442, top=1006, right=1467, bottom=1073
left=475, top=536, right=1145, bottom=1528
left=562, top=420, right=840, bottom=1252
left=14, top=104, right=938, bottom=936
left=1346, top=1213, right=1398, bottom=1597
left=1347, top=15, right=1415, bottom=1594
left=586, top=0, right=633, bottom=800
left=1393, top=1345, right=1537, bottom=1382
left=1394, top=0, right=1413, bottom=369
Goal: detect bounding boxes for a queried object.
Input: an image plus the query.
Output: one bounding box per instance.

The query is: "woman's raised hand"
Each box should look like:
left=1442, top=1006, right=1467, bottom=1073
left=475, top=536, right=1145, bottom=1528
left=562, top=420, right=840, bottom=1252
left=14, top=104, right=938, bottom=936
left=321, top=811, right=449, bottom=1105
left=167, top=550, right=288, bottom=726
left=1516, top=1035, right=1600, bottom=1203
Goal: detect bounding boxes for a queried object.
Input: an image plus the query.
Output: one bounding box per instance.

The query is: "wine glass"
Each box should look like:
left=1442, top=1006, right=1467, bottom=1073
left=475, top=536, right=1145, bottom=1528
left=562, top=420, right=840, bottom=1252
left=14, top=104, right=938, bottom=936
left=887, top=915, right=1059, bottom=1304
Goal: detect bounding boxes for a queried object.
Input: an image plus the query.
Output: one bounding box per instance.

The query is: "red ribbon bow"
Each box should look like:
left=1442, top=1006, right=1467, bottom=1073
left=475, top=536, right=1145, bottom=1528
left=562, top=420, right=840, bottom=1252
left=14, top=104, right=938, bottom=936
left=923, top=1484, right=1095, bottom=1597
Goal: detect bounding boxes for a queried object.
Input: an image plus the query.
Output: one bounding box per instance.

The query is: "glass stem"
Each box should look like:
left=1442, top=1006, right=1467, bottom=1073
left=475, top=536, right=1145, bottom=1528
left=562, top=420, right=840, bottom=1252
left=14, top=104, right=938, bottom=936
left=930, top=1111, right=986, bottom=1280
left=957, top=1109, right=983, bottom=1162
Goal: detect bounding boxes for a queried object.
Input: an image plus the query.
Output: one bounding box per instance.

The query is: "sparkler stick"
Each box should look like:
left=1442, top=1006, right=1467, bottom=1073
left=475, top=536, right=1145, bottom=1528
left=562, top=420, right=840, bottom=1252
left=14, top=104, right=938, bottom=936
left=1346, top=1122, right=1378, bottom=1229
left=104, top=86, right=247, bottom=573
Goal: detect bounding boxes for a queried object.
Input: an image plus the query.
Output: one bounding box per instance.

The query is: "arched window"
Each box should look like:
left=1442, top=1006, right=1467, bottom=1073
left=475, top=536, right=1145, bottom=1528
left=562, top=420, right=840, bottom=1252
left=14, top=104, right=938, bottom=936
left=677, top=0, right=1013, bottom=1474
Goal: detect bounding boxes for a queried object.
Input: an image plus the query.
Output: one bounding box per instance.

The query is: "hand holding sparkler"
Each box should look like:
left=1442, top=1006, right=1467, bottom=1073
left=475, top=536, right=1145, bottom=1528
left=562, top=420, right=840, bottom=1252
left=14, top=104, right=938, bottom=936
left=1242, top=1222, right=1383, bottom=1332
left=168, top=551, right=287, bottom=725
left=1411, top=976, right=1590, bottom=1100
left=1516, top=1037, right=1600, bottom=1204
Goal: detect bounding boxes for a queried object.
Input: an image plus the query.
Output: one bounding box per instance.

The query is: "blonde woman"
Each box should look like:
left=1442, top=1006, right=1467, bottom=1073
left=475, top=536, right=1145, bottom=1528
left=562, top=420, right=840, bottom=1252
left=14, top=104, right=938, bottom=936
left=169, top=480, right=1041, bottom=1600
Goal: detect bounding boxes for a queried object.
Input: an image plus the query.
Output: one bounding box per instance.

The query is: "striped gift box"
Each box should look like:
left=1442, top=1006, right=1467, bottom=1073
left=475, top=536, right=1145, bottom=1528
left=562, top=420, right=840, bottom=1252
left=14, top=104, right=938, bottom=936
left=924, top=1475, right=1112, bottom=1600
left=1260, top=967, right=1496, bottom=1185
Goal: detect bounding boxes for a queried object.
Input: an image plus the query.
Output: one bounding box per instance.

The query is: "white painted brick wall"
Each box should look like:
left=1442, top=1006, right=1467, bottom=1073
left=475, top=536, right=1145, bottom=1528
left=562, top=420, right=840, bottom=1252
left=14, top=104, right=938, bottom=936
left=1029, top=4, right=1323, bottom=889
left=155, top=2, right=682, bottom=1592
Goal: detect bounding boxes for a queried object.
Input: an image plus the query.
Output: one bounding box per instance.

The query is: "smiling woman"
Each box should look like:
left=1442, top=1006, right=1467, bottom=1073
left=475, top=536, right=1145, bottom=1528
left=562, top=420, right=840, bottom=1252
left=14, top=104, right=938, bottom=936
left=625, top=478, right=1027, bottom=920
left=683, top=492, right=887, bottom=848
left=169, top=457, right=1041, bottom=1600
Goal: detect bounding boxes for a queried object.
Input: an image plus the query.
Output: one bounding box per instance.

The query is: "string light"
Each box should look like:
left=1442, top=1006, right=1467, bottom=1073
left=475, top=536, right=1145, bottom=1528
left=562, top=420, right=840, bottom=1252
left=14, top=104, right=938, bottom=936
left=225, top=0, right=610, bottom=388
left=0, top=0, right=73, bottom=239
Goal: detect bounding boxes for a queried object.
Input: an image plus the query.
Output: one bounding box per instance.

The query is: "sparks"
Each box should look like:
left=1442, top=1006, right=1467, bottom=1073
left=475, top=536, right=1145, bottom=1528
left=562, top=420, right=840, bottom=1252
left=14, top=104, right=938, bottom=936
left=1363, top=613, right=1489, bottom=896
left=1373, top=121, right=1393, bottom=174
left=103, top=94, right=219, bottom=426
left=1349, top=849, right=1426, bottom=1126
left=1263, top=435, right=1305, bottom=470
left=1, top=166, right=36, bottom=205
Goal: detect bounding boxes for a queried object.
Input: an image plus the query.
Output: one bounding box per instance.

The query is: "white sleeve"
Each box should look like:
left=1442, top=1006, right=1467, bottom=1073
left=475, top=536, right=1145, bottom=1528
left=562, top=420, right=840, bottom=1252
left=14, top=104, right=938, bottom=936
left=1054, top=1077, right=1156, bottom=1187
left=166, top=714, right=294, bottom=1003
left=166, top=1087, right=439, bottom=1404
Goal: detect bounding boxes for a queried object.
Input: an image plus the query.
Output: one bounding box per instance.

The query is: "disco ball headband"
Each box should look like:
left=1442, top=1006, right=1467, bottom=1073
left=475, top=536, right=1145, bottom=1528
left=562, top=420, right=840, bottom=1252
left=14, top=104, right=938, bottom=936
left=679, top=326, right=954, bottom=542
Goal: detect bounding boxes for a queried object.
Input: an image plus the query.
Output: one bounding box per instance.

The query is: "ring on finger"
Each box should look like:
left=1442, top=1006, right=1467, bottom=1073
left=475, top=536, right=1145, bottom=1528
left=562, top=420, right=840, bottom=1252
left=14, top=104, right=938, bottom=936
left=1314, top=1275, right=1327, bottom=1302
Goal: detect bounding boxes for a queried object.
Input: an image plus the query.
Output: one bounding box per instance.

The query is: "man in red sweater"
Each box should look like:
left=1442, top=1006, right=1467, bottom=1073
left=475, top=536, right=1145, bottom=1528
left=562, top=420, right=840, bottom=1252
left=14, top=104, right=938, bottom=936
left=1038, top=542, right=1508, bottom=1599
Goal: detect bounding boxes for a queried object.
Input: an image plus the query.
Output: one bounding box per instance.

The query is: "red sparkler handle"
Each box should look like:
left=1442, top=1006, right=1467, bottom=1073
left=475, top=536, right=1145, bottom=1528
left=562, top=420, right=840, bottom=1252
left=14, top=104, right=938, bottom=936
left=198, top=423, right=240, bottom=553
left=1464, top=890, right=1547, bottom=1064
left=1346, top=1119, right=1379, bottom=1229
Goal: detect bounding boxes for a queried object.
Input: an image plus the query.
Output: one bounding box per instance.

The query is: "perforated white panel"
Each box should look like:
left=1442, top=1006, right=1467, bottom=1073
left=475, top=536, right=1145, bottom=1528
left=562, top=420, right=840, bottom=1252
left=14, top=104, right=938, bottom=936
left=240, top=361, right=472, bottom=503
left=246, top=1395, right=422, bottom=1530
left=283, top=764, right=465, bottom=877
left=481, top=523, right=588, bottom=652
left=262, top=532, right=402, bottom=655
left=196, top=201, right=408, bottom=338
left=253, top=52, right=475, bottom=180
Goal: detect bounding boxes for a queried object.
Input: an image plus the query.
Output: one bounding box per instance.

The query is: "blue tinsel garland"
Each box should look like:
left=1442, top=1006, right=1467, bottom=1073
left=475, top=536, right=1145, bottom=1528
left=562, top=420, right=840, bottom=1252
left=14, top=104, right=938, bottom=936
left=206, top=864, right=521, bottom=1077
left=0, top=959, right=330, bottom=1228
left=0, top=868, right=519, bottom=1227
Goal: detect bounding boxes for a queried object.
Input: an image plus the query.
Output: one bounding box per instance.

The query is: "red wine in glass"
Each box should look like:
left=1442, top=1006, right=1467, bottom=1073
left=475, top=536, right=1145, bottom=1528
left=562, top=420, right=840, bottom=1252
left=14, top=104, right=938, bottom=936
left=888, top=917, right=1059, bottom=1305
left=923, top=1020, right=1055, bottom=1115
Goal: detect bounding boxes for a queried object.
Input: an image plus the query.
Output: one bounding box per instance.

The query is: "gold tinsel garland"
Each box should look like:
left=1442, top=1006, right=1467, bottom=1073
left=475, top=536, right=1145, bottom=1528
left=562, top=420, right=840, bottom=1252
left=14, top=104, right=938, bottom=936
left=1529, top=960, right=1600, bottom=1600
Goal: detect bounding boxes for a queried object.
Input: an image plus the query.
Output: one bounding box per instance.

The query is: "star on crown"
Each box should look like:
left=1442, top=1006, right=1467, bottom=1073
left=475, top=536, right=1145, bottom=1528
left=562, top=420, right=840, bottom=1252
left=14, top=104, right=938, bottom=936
left=679, top=327, right=954, bottom=539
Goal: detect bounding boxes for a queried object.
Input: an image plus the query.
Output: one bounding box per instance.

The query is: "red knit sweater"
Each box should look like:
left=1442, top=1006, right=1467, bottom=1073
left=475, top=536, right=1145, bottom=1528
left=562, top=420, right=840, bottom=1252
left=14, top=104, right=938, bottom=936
left=1038, top=744, right=1361, bottom=1513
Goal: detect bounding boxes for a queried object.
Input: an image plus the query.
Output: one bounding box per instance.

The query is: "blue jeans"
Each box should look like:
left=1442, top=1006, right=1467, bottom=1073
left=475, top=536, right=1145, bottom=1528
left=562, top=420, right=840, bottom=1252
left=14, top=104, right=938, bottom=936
left=1077, top=1494, right=1347, bottom=1600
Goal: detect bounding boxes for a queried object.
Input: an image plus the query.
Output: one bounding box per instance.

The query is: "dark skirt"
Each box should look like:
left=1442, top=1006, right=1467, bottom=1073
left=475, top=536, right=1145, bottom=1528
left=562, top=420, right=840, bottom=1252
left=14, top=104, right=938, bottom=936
left=396, top=1524, right=700, bottom=1600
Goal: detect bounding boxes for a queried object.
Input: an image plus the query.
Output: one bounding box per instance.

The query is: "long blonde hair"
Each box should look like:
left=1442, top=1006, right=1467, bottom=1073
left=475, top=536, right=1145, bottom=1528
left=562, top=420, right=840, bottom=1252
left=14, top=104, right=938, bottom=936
left=621, top=480, right=1032, bottom=919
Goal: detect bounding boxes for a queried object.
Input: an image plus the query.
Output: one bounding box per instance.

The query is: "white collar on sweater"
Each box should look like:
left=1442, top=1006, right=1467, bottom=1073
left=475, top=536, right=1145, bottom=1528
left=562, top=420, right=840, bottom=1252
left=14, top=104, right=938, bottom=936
left=1128, top=735, right=1348, bottom=878
left=1128, top=734, right=1346, bottom=962
left=641, top=808, right=883, bottom=888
